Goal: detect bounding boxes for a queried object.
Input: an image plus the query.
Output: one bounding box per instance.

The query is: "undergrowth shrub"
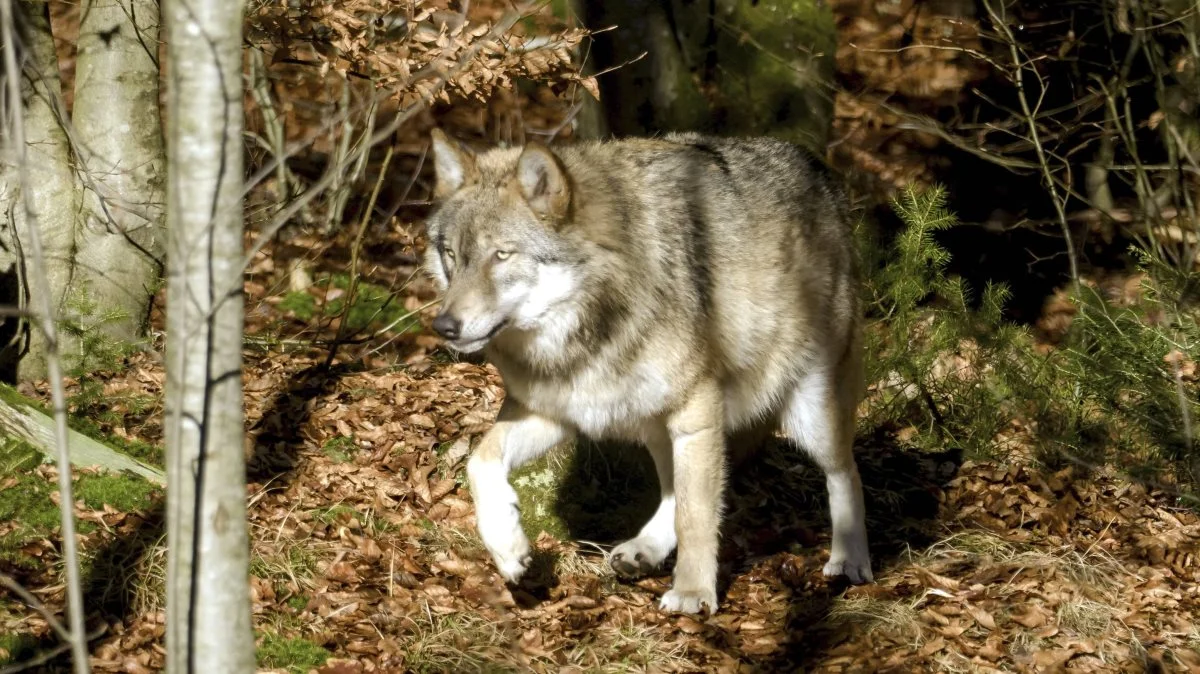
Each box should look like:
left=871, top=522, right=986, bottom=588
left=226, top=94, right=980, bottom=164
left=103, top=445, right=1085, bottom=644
left=864, top=185, right=1199, bottom=501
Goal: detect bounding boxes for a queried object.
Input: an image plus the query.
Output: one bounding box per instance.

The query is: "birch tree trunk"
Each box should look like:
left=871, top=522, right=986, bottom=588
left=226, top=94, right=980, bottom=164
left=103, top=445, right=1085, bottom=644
left=0, top=0, right=166, bottom=381
left=162, top=0, right=253, bottom=668
left=0, top=0, right=81, bottom=380
left=70, top=0, right=166, bottom=362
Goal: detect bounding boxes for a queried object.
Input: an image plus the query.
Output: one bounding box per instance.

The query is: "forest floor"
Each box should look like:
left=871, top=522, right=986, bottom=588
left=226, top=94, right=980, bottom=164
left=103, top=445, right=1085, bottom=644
left=3, top=0, right=1200, bottom=672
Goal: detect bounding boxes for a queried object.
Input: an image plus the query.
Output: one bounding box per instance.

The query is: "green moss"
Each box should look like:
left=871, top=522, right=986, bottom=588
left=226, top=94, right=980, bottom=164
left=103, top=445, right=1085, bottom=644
left=256, top=633, right=330, bottom=673
left=279, top=291, right=317, bottom=321
left=548, top=0, right=573, bottom=20
left=510, top=440, right=659, bottom=543
left=74, top=472, right=158, bottom=512
left=0, top=633, right=43, bottom=666
left=321, top=435, right=356, bottom=463
left=0, top=438, right=161, bottom=571
left=511, top=455, right=570, bottom=540
left=0, top=436, right=43, bottom=473
left=313, top=504, right=359, bottom=526
left=323, top=273, right=418, bottom=335
left=0, top=440, right=62, bottom=566
left=0, top=383, right=164, bottom=468
left=0, top=382, right=48, bottom=416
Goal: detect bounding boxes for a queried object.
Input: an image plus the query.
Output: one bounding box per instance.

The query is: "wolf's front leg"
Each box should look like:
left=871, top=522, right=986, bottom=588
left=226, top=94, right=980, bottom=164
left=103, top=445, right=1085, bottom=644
left=611, top=427, right=676, bottom=578
left=467, top=397, right=573, bottom=584
left=659, top=382, right=726, bottom=614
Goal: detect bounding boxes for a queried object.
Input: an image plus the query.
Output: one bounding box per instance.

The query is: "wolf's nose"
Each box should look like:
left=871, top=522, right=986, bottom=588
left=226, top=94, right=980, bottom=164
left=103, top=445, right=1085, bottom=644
left=432, top=313, right=462, bottom=340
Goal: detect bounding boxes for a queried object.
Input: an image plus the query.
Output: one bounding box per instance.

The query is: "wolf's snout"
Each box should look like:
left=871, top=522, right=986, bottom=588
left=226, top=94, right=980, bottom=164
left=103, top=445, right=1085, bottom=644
left=432, top=313, right=462, bottom=340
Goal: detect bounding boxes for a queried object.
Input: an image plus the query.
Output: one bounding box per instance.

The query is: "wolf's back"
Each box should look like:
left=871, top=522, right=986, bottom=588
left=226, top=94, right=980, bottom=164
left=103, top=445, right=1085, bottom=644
left=549, top=134, right=860, bottom=427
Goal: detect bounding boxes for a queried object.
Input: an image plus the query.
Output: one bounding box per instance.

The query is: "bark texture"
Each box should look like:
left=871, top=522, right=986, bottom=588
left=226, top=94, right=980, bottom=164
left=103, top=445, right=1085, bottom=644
left=0, top=1, right=80, bottom=381
left=70, top=0, right=166, bottom=356
left=0, top=0, right=165, bottom=381
left=162, top=0, right=252, bottom=668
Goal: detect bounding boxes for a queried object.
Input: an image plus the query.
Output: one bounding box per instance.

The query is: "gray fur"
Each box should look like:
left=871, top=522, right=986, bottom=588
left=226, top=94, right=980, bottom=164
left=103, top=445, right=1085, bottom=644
left=425, top=130, right=872, bottom=614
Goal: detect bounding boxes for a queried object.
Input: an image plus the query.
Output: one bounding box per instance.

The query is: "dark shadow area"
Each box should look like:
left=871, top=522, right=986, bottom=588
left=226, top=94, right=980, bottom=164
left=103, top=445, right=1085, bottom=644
left=552, top=439, right=661, bottom=544
left=509, top=547, right=562, bottom=608
left=504, top=439, right=658, bottom=600
left=542, top=424, right=962, bottom=668
left=247, top=361, right=358, bottom=485
left=0, top=263, right=26, bottom=384
left=754, top=428, right=963, bottom=671
left=80, top=503, right=166, bottom=622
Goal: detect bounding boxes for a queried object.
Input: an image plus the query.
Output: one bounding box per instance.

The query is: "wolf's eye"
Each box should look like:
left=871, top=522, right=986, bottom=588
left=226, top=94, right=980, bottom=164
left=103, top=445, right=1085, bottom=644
left=445, top=249, right=456, bottom=261
left=495, top=250, right=512, bottom=261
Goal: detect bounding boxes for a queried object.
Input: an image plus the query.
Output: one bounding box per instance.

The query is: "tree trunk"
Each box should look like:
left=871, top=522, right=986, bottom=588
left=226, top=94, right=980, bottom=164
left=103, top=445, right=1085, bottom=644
left=0, top=0, right=80, bottom=381
left=69, top=0, right=165, bottom=363
left=0, top=0, right=166, bottom=382
left=162, top=0, right=252, bottom=668
left=0, top=385, right=165, bottom=484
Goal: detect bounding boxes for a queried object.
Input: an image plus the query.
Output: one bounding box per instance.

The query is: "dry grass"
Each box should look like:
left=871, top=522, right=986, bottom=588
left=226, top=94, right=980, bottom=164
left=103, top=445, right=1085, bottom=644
left=1056, top=599, right=1115, bottom=637
left=130, top=535, right=167, bottom=616
left=399, top=603, right=516, bottom=673
left=914, top=531, right=1124, bottom=592
left=906, top=530, right=1142, bottom=667
left=562, top=622, right=696, bottom=673
left=827, top=594, right=924, bottom=640
left=555, top=541, right=613, bottom=578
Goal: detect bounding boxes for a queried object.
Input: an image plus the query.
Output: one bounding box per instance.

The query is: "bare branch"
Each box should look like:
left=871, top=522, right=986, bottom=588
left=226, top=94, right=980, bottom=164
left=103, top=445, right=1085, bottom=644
left=0, top=1, right=90, bottom=670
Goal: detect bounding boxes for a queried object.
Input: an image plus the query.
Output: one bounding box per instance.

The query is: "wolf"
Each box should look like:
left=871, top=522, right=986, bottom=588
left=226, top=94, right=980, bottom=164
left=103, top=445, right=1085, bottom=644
left=423, top=129, right=872, bottom=614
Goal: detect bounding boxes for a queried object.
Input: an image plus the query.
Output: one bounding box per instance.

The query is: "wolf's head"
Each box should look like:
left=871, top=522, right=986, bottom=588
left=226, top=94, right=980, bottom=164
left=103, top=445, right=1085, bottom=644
left=423, top=130, right=580, bottom=353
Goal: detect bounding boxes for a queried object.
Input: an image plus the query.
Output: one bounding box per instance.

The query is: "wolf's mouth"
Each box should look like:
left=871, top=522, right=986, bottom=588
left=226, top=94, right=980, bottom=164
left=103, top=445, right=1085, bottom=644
left=485, top=319, right=510, bottom=339
left=447, top=319, right=509, bottom=353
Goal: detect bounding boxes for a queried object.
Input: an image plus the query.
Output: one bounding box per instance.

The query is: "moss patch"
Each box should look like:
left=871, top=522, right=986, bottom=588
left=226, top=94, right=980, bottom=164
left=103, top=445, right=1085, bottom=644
left=321, top=435, right=356, bottom=463
left=74, top=472, right=157, bottom=512
left=323, top=273, right=417, bottom=334
left=0, top=437, right=159, bottom=571
left=279, top=290, right=318, bottom=321
left=511, top=440, right=659, bottom=543
left=0, top=383, right=164, bottom=467
left=256, top=632, right=331, bottom=673
left=0, top=632, right=44, bottom=666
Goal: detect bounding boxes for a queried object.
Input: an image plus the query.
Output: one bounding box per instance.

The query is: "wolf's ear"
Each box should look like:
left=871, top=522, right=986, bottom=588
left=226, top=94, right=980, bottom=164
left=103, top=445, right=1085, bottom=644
left=517, top=142, right=570, bottom=221
left=430, top=129, right=478, bottom=200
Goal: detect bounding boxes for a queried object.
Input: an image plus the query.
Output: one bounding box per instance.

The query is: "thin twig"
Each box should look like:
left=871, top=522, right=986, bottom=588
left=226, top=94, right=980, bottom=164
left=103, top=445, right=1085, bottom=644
left=985, top=0, right=1079, bottom=291
left=325, top=145, right=394, bottom=367
left=0, top=1, right=90, bottom=671
left=0, top=573, right=72, bottom=642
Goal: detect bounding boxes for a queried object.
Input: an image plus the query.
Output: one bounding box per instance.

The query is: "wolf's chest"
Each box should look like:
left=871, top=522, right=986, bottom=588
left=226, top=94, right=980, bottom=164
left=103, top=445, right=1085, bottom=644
left=500, top=360, right=677, bottom=439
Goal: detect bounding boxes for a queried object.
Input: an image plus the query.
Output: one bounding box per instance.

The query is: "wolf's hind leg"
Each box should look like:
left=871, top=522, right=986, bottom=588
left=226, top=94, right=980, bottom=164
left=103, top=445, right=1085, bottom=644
left=779, top=365, right=872, bottom=584
left=611, top=427, right=676, bottom=579
left=468, top=397, right=573, bottom=584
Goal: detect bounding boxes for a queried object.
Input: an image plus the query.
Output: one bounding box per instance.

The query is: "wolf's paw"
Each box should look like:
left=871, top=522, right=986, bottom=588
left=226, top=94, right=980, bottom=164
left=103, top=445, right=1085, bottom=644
left=485, top=530, right=531, bottom=584
left=477, top=507, right=532, bottom=584
left=823, top=556, right=873, bottom=584
left=494, top=546, right=532, bottom=584
left=610, top=537, right=673, bottom=579
left=659, top=586, right=718, bottom=614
